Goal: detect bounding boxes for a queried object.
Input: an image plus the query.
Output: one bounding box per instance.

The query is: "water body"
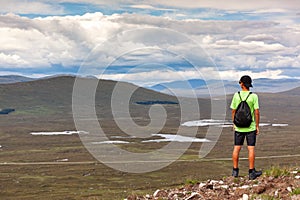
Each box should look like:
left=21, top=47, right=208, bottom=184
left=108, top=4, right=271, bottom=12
left=30, top=131, right=88, bottom=136
left=181, top=119, right=288, bottom=127
left=142, top=134, right=210, bottom=143
left=92, top=141, right=130, bottom=144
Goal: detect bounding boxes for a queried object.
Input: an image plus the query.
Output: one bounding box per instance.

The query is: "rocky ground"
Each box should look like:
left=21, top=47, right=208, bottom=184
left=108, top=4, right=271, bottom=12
left=126, top=168, right=300, bottom=200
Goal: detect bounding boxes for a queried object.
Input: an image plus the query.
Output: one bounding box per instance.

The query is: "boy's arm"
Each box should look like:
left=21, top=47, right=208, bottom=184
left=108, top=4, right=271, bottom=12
left=232, top=109, right=236, bottom=121
left=232, top=109, right=236, bottom=130
left=255, top=109, right=260, bottom=134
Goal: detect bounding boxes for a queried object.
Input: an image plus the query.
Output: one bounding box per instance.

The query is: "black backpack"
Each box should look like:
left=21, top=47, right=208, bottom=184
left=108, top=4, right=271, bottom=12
left=233, top=92, right=252, bottom=128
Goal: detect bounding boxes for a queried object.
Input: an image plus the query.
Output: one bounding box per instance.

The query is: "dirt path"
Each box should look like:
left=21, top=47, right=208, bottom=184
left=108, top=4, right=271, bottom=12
left=1, top=154, right=300, bottom=165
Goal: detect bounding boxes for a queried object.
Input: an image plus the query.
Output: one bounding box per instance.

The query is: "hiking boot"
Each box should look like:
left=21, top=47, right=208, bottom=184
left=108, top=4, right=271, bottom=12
left=249, top=169, right=262, bottom=180
left=232, top=168, right=239, bottom=177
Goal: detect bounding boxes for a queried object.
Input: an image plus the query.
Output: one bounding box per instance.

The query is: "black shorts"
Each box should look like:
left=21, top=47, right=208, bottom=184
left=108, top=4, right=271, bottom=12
left=234, top=130, right=257, bottom=146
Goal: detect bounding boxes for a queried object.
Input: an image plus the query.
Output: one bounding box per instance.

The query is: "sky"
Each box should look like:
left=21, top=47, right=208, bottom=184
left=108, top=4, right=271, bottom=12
left=0, top=0, right=300, bottom=86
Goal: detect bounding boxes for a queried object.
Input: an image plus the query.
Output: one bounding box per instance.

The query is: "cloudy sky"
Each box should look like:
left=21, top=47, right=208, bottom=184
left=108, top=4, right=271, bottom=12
left=0, top=0, right=300, bottom=86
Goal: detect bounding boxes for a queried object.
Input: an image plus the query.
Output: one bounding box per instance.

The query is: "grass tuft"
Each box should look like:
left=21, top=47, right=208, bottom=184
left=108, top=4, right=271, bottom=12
left=185, top=179, right=199, bottom=185
left=251, top=194, right=280, bottom=200
left=264, top=166, right=290, bottom=178
left=291, top=187, right=300, bottom=196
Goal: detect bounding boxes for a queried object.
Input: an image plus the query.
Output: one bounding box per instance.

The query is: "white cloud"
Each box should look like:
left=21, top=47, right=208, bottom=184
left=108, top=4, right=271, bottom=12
left=202, top=35, right=213, bottom=44
left=63, top=0, right=300, bottom=12
left=0, top=11, right=299, bottom=83
left=197, top=68, right=289, bottom=81
left=149, top=0, right=300, bottom=11
left=128, top=4, right=175, bottom=11
left=0, top=12, right=123, bottom=68
left=0, top=0, right=64, bottom=15
left=267, top=56, right=300, bottom=68
left=242, top=34, right=277, bottom=42
left=252, top=9, right=290, bottom=14
left=239, top=41, right=286, bottom=54
left=0, top=53, right=28, bottom=67
left=100, top=69, right=208, bottom=86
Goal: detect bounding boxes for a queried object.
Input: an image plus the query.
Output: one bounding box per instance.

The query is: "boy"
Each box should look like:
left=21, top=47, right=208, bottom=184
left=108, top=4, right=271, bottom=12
left=230, top=75, right=262, bottom=180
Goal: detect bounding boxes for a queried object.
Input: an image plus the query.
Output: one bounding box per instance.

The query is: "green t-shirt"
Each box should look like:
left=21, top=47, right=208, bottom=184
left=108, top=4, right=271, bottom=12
left=230, top=91, right=259, bottom=132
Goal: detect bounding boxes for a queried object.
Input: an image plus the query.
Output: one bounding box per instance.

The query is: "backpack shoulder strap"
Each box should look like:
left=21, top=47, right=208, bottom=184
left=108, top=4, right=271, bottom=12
left=237, top=91, right=242, bottom=101
left=245, top=92, right=252, bottom=101
left=238, top=91, right=252, bottom=101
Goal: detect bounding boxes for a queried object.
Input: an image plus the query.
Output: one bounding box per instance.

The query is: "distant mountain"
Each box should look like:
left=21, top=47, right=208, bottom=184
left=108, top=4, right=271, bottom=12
left=149, top=78, right=300, bottom=97
left=0, top=74, right=99, bottom=84
left=150, top=79, right=207, bottom=91
left=277, top=86, right=300, bottom=96
left=0, top=75, right=34, bottom=84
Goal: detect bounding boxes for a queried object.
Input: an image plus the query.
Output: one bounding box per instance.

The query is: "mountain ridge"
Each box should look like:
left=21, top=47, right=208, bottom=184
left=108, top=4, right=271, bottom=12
left=149, top=78, right=300, bottom=97
left=0, top=75, right=35, bottom=84
left=2, top=75, right=300, bottom=96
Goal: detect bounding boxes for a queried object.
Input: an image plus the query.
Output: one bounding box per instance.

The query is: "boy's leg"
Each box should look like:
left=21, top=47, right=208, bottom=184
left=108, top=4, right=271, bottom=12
left=246, top=130, right=257, bottom=169
left=246, top=131, right=262, bottom=180
left=233, top=131, right=245, bottom=168
left=247, top=146, right=255, bottom=169
left=232, top=145, right=242, bottom=168
left=232, top=145, right=241, bottom=177
left=232, top=131, right=245, bottom=177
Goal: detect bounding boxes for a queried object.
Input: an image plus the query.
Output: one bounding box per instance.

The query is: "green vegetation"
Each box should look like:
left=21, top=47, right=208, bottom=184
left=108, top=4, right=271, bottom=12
left=185, top=179, right=199, bottom=185
left=291, top=187, right=300, bottom=196
left=251, top=194, right=280, bottom=200
left=264, top=166, right=290, bottom=178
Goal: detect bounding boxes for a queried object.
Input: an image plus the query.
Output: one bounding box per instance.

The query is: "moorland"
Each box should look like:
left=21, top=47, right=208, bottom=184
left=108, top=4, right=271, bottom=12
left=0, top=76, right=299, bottom=199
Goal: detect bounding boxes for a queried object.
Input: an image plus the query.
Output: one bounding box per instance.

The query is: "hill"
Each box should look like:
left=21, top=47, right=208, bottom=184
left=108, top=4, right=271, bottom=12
left=0, top=75, right=34, bottom=84
left=278, top=86, right=300, bottom=96
left=0, top=76, right=211, bottom=122
left=0, top=76, right=180, bottom=112
left=0, top=76, right=173, bottom=105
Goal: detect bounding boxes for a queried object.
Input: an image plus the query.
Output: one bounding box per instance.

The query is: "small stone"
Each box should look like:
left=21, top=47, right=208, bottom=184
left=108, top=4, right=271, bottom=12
left=295, top=175, right=300, bottom=179
left=287, top=187, right=292, bottom=192
left=221, top=185, right=229, bottom=189
left=213, top=185, right=221, bottom=189
left=185, top=192, right=202, bottom=200
left=199, top=182, right=206, bottom=188
left=242, top=194, right=249, bottom=200
left=153, top=189, right=160, bottom=197
left=240, top=185, right=250, bottom=189
left=274, top=190, right=279, bottom=197
left=210, top=180, right=219, bottom=184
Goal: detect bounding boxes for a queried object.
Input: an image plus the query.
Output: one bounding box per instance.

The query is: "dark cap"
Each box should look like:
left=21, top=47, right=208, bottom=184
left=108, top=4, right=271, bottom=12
left=239, top=75, right=253, bottom=88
